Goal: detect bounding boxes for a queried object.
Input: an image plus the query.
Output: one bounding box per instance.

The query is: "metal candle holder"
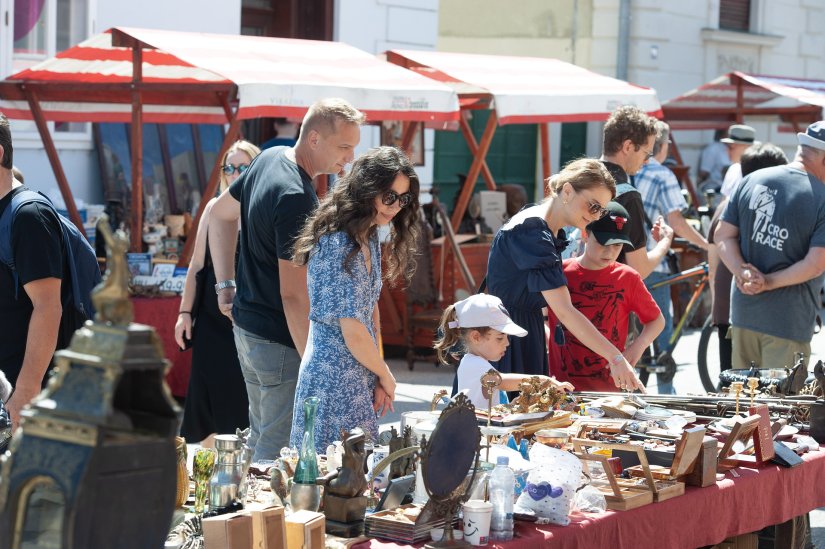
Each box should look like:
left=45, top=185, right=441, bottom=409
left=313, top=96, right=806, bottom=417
left=746, top=377, right=760, bottom=408
left=480, top=369, right=503, bottom=464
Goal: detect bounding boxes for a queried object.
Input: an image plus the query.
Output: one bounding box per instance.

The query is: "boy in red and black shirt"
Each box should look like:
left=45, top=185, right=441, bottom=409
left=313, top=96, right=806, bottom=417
left=549, top=202, right=664, bottom=391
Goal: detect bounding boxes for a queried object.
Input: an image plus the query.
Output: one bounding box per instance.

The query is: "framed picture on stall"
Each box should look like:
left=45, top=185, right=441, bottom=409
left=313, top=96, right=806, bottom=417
left=381, top=121, right=424, bottom=166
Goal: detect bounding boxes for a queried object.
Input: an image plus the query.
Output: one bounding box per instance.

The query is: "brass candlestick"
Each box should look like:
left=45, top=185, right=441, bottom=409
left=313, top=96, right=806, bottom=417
left=746, top=377, right=760, bottom=408
left=730, top=381, right=744, bottom=416
left=480, top=369, right=503, bottom=464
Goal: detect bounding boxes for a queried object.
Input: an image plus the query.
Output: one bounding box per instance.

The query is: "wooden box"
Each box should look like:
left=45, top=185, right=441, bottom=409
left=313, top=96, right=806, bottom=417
left=685, top=436, right=720, bottom=487
left=285, top=510, right=325, bottom=549
left=248, top=505, right=286, bottom=549
left=625, top=427, right=706, bottom=501
left=203, top=512, right=253, bottom=549
left=573, top=439, right=656, bottom=510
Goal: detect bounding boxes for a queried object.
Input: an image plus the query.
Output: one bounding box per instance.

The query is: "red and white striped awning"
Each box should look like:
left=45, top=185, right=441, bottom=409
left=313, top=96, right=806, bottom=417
left=0, top=27, right=460, bottom=124
left=385, top=49, right=662, bottom=125
left=662, top=72, right=824, bottom=130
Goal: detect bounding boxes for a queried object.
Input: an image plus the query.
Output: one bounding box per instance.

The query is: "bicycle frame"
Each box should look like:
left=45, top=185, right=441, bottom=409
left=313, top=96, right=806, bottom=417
left=647, top=262, right=709, bottom=357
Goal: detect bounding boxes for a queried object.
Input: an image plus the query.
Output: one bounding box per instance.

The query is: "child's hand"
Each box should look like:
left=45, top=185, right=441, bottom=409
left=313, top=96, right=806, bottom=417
left=609, top=357, right=646, bottom=394
left=549, top=377, right=575, bottom=392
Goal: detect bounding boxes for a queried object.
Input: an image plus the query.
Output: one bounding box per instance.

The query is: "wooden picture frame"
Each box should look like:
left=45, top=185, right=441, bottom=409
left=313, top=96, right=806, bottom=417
left=717, top=415, right=761, bottom=470
left=381, top=121, right=424, bottom=166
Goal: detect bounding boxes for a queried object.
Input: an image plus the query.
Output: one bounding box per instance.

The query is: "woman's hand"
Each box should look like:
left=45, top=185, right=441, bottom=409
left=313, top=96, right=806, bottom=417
left=380, top=369, right=397, bottom=402
left=174, top=313, right=192, bottom=350
left=608, top=356, right=646, bottom=393
left=373, top=384, right=394, bottom=417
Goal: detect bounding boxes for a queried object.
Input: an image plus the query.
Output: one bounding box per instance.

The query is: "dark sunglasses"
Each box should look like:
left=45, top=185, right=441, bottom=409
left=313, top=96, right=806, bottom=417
left=586, top=199, right=610, bottom=219
left=222, top=163, right=249, bottom=176
left=381, top=190, right=414, bottom=208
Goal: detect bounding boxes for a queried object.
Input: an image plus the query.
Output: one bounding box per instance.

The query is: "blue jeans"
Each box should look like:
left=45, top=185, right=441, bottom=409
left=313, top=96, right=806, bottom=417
left=645, top=271, right=676, bottom=395
left=233, top=325, right=301, bottom=462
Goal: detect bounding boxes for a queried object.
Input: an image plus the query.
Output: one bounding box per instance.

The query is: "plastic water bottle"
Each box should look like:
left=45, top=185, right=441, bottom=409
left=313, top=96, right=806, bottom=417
left=489, top=456, right=515, bottom=541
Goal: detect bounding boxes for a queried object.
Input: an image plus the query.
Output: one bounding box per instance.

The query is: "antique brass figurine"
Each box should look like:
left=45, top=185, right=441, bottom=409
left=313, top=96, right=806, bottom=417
left=480, top=369, right=502, bottom=463
left=317, top=428, right=369, bottom=536
left=746, top=377, right=760, bottom=408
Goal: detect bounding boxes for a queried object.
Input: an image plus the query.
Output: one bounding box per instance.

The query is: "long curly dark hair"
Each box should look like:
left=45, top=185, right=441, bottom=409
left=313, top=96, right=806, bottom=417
left=293, top=146, right=420, bottom=285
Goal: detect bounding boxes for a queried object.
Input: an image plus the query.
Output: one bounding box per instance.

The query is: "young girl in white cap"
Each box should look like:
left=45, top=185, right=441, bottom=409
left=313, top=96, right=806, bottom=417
left=434, top=293, right=574, bottom=411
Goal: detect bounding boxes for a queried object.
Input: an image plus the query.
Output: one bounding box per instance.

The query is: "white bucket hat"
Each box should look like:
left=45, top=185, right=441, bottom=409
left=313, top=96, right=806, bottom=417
left=448, top=294, right=527, bottom=337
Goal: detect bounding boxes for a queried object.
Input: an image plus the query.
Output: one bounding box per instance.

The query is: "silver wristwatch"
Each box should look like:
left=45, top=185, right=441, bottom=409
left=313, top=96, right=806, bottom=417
left=214, top=279, right=237, bottom=293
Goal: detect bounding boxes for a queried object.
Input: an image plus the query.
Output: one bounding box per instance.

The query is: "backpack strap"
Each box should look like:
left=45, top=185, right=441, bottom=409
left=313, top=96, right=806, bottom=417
left=0, top=190, right=78, bottom=305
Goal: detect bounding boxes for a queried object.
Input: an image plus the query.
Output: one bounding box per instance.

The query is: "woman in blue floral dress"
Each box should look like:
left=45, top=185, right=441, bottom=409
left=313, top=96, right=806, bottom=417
left=290, top=147, right=420, bottom=450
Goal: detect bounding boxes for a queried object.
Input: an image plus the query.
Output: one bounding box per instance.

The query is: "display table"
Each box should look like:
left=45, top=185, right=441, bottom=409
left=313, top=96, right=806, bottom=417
left=131, top=295, right=191, bottom=399
left=356, top=450, right=825, bottom=549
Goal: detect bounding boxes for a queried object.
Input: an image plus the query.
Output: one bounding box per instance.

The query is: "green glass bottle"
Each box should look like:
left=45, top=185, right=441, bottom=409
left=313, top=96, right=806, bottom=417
left=291, top=396, right=321, bottom=511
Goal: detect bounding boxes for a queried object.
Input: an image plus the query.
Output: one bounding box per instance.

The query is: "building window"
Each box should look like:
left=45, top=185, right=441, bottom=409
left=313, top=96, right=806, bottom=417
left=9, top=0, right=93, bottom=138
left=719, top=0, right=751, bottom=32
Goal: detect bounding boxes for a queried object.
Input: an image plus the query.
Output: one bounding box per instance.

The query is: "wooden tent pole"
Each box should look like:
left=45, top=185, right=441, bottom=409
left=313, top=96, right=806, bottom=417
left=399, top=121, right=420, bottom=158
left=178, top=93, right=242, bottom=267
left=129, top=44, right=144, bottom=252
left=667, top=132, right=700, bottom=207
left=451, top=110, right=497, bottom=230
left=458, top=115, right=496, bottom=189
left=540, top=123, right=551, bottom=197
left=22, top=86, right=86, bottom=236
left=735, top=78, right=744, bottom=124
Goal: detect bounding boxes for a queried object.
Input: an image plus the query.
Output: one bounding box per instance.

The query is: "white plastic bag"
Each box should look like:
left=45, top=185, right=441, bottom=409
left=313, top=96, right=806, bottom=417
left=514, top=445, right=581, bottom=526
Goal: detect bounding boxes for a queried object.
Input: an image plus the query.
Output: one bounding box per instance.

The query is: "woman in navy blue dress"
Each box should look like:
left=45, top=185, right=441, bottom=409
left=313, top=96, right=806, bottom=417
left=487, top=158, right=644, bottom=392
left=289, top=147, right=420, bottom=449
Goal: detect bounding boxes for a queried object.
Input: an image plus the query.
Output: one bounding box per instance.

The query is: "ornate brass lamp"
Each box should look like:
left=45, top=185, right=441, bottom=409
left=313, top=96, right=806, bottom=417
left=0, top=216, right=181, bottom=549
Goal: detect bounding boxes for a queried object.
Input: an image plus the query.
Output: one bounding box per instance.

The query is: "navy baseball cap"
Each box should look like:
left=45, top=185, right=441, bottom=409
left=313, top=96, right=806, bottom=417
left=586, top=201, right=634, bottom=248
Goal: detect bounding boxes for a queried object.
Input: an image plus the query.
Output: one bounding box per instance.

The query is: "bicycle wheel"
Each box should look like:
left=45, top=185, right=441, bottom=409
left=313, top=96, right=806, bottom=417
left=697, top=314, right=719, bottom=393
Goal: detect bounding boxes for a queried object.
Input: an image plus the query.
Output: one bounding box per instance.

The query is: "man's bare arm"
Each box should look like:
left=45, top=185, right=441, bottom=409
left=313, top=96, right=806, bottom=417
left=7, top=277, right=62, bottom=425
left=208, top=191, right=241, bottom=319
left=279, top=259, right=310, bottom=358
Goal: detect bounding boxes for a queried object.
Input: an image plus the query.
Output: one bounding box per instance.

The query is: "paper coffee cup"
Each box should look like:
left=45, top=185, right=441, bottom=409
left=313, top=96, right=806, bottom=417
left=462, top=499, right=493, bottom=546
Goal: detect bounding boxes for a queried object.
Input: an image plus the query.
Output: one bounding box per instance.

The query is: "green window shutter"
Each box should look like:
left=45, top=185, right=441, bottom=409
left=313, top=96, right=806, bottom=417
left=433, top=110, right=537, bottom=213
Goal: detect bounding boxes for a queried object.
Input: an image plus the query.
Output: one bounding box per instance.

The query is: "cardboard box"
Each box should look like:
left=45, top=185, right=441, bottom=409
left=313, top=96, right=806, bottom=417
left=203, top=512, right=253, bottom=549
left=249, top=505, right=286, bottom=549
left=285, top=510, right=325, bottom=549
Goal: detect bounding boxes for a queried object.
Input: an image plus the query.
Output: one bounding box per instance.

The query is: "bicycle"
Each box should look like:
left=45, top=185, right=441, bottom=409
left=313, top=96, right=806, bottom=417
left=634, top=261, right=717, bottom=392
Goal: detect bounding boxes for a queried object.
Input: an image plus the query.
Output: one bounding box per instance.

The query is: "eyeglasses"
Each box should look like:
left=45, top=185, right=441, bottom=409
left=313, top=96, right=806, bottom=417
left=639, top=147, right=654, bottom=160
left=381, top=190, right=414, bottom=208
left=222, top=163, right=249, bottom=176
left=586, top=199, right=610, bottom=219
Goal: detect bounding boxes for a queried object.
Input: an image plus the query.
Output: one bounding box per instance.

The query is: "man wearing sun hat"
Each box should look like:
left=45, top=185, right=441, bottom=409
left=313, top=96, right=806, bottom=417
left=715, top=121, right=825, bottom=372
left=720, top=124, right=758, bottom=197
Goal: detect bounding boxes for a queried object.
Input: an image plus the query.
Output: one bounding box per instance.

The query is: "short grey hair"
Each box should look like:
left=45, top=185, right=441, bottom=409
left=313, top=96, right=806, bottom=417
left=652, top=121, right=670, bottom=157
left=300, top=98, right=365, bottom=138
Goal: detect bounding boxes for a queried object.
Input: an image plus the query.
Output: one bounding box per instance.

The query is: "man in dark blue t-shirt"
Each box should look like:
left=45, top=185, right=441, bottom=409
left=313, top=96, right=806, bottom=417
left=0, top=113, right=69, bottom=426
left=716, top=122, right=825, bottom=372
left=209, top=99, right=364, bottom=460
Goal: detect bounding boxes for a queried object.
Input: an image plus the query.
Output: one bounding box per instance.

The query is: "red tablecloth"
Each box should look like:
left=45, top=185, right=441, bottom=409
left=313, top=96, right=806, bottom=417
left=131, top=296, right=191, bottom=398
left=358, top=450, right=825, bottom=549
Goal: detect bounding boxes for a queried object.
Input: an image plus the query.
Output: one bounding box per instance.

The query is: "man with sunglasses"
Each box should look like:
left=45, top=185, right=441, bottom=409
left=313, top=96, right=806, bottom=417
left=209, top=98, right=365, bottom=461
left=600, top=105, right=674, bottom=280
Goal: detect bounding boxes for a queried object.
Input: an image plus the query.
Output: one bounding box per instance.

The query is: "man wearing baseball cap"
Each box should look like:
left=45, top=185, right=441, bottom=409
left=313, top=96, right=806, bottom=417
left=715, top=121, right=825, bottom=373
left=549, top=202, right=664, bottom=392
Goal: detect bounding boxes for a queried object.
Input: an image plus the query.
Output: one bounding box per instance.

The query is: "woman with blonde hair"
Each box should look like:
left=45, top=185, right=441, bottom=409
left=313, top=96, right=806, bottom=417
left=174, top=139, right=261, bottom=443
left=486, top=158, right=645, bottom=392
